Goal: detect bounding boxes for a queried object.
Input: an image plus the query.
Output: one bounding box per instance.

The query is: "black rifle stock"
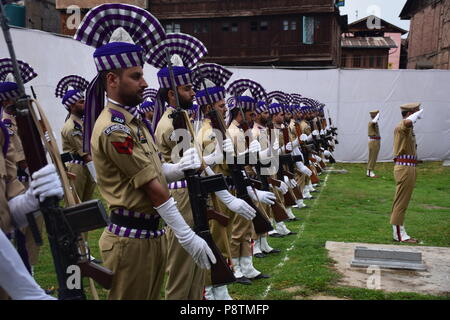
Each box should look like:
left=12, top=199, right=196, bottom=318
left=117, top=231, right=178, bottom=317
left=1, top=3, right=112, bottom=298
left=165, top=52, right=236, bottom=286
left=208, top=109, right=273, bottom=234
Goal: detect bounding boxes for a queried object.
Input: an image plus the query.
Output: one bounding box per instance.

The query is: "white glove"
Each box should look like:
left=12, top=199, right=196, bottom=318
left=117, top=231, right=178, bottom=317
left=372, top=113, right=380, bottom=123
left=30, top=164, right=64, bottom=202
left=320, top=129, right=324, bottom=135
left=215, top=189, right=255, bottom=220
left=8, top=188, right=40, bottom=229
left=324, top=150, right=332, bottom=158
left=203, top=141, right=224, bottom=166
left=86, top=161, right=97, bottom=183
left=312, top=130, right=319, bottom=136
left=247, top=186, right=276, bottom=205
left=284, top=142, right=293, bottom=152
left=406, top=109, right=423, bottom=124
left=300, top=134, right=308, bottom=142
left=0, top=230, right=56, bottom=300
left=163, top=147, right=201, bottom=183
left=276, top=181, right=288, bottom=195
left=418, top=109, right=424, bottom=119
left=296, top=161, right=312, bottom=176
left=155, top=198, right=216, bottom=269
left=283, top=176, right=297, bottom=188
left=204, top=166, right=255, bottom=220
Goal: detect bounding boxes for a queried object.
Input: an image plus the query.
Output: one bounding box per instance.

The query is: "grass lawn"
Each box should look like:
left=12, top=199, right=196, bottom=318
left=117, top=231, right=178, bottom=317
left=33, top=161, right=450, bottom=300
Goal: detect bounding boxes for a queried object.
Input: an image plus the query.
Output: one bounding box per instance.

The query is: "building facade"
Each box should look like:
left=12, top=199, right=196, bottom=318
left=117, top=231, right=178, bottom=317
left=341, top=15, right=407, bottom=69
left=56, top=0, right=346, bottom=67
left=400, top=0, right=450, bottom=69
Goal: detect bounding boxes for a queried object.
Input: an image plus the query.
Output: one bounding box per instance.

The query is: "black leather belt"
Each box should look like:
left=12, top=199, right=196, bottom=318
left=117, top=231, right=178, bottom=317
left=110, top=213, right=160, bottom=231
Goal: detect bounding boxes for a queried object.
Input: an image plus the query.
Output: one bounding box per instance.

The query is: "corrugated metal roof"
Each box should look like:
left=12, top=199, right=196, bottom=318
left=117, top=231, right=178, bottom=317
left=341, top=37, right=398, bottom=49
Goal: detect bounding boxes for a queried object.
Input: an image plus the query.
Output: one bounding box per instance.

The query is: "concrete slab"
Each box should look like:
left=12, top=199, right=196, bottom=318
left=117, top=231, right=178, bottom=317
left=326, top=241, right=450, bottom=297
left=351, top=246, right=427, bottom=271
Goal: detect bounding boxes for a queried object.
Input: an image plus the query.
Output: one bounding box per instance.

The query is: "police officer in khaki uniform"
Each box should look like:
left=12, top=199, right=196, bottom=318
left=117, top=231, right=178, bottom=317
left=390, top=103, right=424, bottom=243
left=56, top=75, right=96, bottom=202
left=74, top=5, right=216, bottom=300
left=153, top=54, right=255, bottom=299
left=0, top=64, right=62, bottom=300
left=367, top=110, right=381, bottom=178
left=226, top=88, right=272, bottom=283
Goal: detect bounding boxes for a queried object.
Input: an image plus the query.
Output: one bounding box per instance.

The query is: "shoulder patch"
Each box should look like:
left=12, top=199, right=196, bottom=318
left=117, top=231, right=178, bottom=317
left=7, top=128, right=14, bottom=136
left=73, top=120, right=83, bottom=131
left=103, top=124, right=131, bottom=136
left=109, top=109, right=125, bottom=124
left=2, top=119, right=12, bottom=128
left=71, top=130, right=82, bottom=137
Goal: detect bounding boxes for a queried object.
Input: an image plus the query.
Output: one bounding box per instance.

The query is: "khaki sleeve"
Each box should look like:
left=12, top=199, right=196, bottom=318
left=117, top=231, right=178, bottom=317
left=102, top=129, right=160, bottom=190
left=5, top=157, right=25, bottom=200
left=68, top=127, right=88, bottom=157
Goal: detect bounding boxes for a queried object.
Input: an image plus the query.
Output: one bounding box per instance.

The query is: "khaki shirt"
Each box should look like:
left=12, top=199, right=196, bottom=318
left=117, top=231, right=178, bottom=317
left=252, top=122, right=269, bottom=149
left=61, top=114, right=87, bottom=158
left=300, top=120, right=311, bottom=135
left=154, top=107, right=191, bottom=164
left=368, top=121, right=380, bottom=137
left=393, top=120, right=416, bottom=157
left=2, top=112, right=25, bottom=164
left=0, top=128, right=26, bottom=233
left=91, top=102, right=168, bottom=215
left=228, top=119, right=247, bottom=155
left=197, top=118, right=230, bottom=176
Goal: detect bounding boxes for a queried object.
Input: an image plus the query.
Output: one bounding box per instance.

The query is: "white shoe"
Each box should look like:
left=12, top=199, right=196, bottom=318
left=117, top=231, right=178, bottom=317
left=392, top=225, right=417, bottom=242
left=286, top=207, right=296, bottom=219
left=240, top=256, right=261, bottom=279
left=231, top=258, right=244, bottom=278
left=260, top=236, right=274, bottom=253
left=253, top=238, right=263, bottom=256
left=275, top=222, right=290, bottom=235
left=296, top=199, right=306, bottom=208
left=204, top=285, right=215, bottom=300
left=212, top=285, right=233, bottom=300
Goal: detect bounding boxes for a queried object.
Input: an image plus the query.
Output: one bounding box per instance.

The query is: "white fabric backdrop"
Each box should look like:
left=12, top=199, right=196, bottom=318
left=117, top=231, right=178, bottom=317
left=1, top=27, right=449, bottom=162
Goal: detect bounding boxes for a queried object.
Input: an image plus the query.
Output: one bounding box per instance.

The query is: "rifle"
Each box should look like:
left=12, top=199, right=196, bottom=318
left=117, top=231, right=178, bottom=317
left=208, top=108, right=273, bottom=234
left=164, top=50, right=236, bottom=286
left=293, top=121, right=320, bottom=184
left=266, top=121, right=299, bottom=207
left=0, top=2, right=112, bottom=299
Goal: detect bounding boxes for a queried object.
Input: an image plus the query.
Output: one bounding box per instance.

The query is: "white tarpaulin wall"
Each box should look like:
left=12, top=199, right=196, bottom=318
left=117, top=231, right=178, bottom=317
left=1, top=28, right=449, bottom=162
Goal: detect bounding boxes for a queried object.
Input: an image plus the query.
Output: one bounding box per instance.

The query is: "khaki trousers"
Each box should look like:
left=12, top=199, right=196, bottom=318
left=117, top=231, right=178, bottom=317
left=367, top=140, right=380, bottom=171
left=68, top=163, right=96, bottom=202
left=165, top=188, right=205, bottom=300
left=99, top=230, right=167, bottom=300
left=390, top=165, right=417, bottom=225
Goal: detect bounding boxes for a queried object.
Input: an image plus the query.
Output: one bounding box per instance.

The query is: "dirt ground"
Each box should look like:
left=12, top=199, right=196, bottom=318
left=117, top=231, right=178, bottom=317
left=326, top=241, right=450, bottom=297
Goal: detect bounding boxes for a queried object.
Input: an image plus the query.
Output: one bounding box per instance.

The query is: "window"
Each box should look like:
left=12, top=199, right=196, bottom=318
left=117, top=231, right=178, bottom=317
left=202, top=24, right=209, bottom=33
left=194, top=23, right=201, bottom=33
left=231, top=22, right=238, bottom=32
left=165, top=23, right=180, bottom=33
left=283, top=20, right=289, bottom=31
left=250, top=21, right=257, bottom=31
left=302, top=16, right=314, bottom=44
left=377, top=56, right=383, bottom=68
left=260, top=21, right=268, bottom=31
left=290, top=20, right=297, bottom=31
left=222, top=23, right=230, bottom=32
left=354, top=55, right=361, bottom=68
left=369, top=56, right=375, bottom=68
